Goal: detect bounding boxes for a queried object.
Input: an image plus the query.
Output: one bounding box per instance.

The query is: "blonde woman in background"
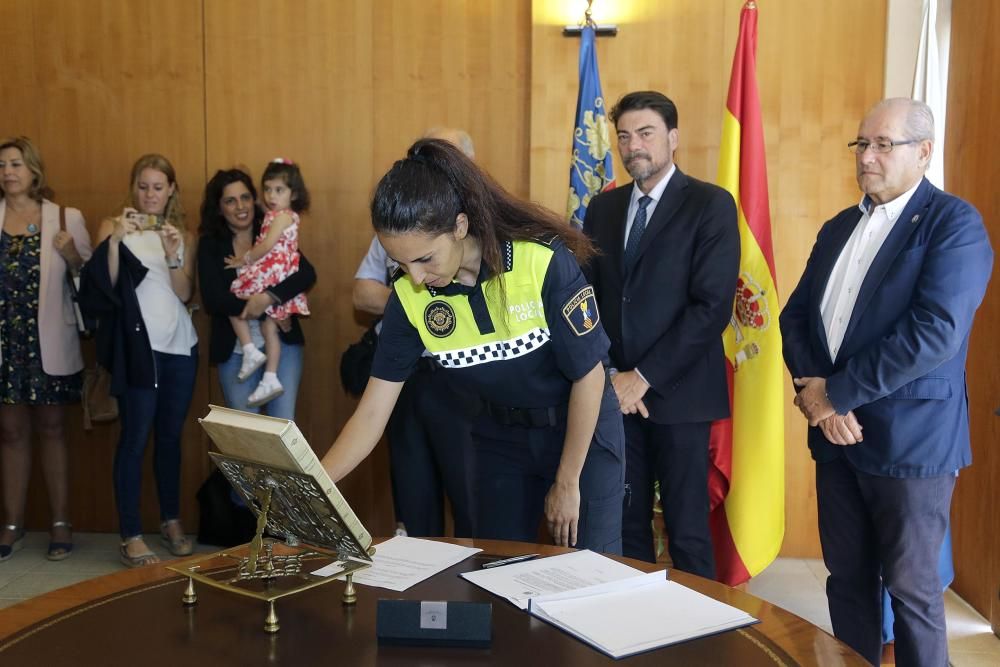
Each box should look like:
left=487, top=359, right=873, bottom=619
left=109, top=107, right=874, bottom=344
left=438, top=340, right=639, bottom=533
left=79, top=154, right=197, bottom=567
left=0, top=136, right=91, bottom=563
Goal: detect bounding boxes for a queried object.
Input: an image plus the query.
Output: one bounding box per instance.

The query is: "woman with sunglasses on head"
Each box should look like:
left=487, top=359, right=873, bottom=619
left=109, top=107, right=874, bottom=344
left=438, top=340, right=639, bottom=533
left=0, top=136, right=91, bottom=563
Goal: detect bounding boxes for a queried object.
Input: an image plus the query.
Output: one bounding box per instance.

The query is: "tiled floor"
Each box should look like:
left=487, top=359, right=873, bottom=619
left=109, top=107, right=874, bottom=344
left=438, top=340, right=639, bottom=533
left=2, top=533, right=999, bottom=665
left=749, top=558, right=1000, bottom=667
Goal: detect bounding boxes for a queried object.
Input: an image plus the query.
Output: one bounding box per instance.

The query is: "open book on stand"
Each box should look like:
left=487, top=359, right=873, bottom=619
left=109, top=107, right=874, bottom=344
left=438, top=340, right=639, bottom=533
left=199, top=404, right=372, bottom=552
left=165, top=405, right=374, bottom=633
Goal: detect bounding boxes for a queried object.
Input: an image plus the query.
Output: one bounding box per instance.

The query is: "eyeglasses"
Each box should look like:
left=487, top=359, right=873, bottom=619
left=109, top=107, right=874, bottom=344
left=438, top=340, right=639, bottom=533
left=847, top=139, right=921, bottom=155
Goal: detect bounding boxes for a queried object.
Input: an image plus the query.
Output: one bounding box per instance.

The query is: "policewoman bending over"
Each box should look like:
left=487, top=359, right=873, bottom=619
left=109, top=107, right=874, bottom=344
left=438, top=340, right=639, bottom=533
left=322, top=139, right=624, bottom=553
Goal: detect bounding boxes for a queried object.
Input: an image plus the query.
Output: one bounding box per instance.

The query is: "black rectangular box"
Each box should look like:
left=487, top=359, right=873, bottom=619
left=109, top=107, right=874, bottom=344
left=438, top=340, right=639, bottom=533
left=376, top=599, right=492, bottom=648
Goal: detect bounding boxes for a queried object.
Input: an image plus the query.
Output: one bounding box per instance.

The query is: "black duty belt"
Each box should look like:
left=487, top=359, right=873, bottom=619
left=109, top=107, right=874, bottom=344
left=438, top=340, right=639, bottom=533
left=482, top=402, right=562, bottom=428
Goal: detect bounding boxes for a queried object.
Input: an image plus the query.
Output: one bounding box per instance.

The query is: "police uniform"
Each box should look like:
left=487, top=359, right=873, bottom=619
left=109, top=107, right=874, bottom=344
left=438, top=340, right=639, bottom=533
left=373, top=237, right=625, bottom=553
left=355, top=237, right=476, bottom=538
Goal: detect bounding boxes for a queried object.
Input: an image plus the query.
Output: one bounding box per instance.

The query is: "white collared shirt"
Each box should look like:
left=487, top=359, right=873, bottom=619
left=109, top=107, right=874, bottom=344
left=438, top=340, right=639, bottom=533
left=623, top=164, right=676, bottom=249
left=820, top=180, right=922, bottom=361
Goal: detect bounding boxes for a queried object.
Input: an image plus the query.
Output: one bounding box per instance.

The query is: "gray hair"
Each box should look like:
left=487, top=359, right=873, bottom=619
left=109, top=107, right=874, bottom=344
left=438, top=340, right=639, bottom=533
left=423, top=127, right=476, bottom=159
left=872, top=98, right=935, bottom=141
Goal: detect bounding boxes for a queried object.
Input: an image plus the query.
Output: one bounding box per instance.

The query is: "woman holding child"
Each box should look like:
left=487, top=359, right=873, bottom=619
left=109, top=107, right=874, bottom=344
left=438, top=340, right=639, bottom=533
left=197, top=167, right=316, bottom=421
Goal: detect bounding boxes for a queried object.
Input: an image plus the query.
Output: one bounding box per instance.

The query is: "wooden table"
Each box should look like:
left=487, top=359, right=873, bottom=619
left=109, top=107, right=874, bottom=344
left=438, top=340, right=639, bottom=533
left=0, top=538, right=865, bottom=665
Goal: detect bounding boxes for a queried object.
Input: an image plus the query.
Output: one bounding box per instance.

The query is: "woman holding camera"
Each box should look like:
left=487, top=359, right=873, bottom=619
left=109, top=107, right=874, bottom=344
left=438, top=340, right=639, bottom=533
left=79, top=154, right=197, bottom=567
left=0, top=136, right=91, bottom=562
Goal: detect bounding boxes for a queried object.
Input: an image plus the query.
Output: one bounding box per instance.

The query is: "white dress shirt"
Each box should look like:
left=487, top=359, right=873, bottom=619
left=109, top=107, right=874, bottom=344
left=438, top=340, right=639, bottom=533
left=820, top=180, right=921, bottom=361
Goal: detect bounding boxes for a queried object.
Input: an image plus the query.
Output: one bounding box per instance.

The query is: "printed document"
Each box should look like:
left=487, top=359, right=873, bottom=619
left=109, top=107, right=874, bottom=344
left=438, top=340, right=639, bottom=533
left=460, top=550, right=644, bottom=610
left=313, top=536, right=480, bottom=591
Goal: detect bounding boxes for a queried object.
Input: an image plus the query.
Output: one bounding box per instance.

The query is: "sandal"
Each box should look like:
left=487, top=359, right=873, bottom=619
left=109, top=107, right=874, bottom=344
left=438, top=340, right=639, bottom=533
left=160, top=519, right=193, bottom=557
left=120, top=536, right=159, bottom=568
left=47, top=520, right=74, bottom=561
left=0, top=524, right=26, bottom=563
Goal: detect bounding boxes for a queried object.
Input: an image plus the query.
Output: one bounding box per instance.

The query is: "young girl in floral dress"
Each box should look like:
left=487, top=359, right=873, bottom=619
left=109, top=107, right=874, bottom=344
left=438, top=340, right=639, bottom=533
left=227, top=159, right=310, bottom=407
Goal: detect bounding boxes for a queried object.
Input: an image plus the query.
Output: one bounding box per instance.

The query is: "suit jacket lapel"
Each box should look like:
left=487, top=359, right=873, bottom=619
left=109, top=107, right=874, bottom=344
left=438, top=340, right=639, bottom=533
left=609, top=186, right=630, bottom=277
left=629, top=169, right=688, bottom=271
left=840, top=178, right=933, bottom=346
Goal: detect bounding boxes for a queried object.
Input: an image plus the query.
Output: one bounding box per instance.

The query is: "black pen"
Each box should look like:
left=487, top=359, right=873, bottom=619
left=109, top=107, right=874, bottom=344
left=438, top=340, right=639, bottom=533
left=482, top=553, right=540, bottom=569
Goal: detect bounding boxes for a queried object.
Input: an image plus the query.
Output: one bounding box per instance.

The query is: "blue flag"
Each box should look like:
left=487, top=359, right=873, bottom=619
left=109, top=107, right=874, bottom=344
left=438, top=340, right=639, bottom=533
left=567, top=25, right=615, bottom=229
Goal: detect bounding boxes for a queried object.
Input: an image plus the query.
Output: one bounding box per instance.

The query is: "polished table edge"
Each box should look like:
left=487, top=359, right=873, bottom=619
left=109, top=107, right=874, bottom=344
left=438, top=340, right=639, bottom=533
left=0, top=538, right=867, bottom=665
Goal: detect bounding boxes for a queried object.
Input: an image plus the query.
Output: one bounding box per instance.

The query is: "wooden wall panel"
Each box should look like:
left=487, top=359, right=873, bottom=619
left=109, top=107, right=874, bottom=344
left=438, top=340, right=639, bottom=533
left=530, top=0, right=885, bottom=557
left=3, top=0, right=208, bottom=533
left=945, top=0, right=1000, bottom=628
left=203, top=0, right=531, bottom=538
left=8, top=0, right=530, bottom=538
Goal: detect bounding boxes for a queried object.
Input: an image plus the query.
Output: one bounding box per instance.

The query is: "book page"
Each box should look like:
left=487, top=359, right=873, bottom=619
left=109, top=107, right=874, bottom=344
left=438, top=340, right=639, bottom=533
left=530, top=572, right=757, bottom=658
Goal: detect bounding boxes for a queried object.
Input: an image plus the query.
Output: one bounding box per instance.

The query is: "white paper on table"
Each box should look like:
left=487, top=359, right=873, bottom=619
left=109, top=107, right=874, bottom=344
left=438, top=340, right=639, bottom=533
left=310, top=560, right=347, bottom=578
left=528, top=571, right=758, bottom=659
left=312, top=536, right=480, bottom=591
left=460, top=550, right=644, bottom=610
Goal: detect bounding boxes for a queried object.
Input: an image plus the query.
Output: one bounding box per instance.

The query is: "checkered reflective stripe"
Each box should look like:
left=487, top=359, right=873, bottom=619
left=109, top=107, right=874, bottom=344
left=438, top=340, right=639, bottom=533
left=435, top=327, right=550, bottom=368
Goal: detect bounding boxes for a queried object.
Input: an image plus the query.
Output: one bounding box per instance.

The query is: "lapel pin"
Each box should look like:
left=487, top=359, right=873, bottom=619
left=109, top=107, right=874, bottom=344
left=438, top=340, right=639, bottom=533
left=911, top=214, right=920, bottom=224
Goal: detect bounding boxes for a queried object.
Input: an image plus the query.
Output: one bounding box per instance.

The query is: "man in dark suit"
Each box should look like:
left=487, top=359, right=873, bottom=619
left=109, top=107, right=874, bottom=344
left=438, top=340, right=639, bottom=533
left=779, top=98, right=993, bottom=667
left=583, top=91, right=739, bottom=576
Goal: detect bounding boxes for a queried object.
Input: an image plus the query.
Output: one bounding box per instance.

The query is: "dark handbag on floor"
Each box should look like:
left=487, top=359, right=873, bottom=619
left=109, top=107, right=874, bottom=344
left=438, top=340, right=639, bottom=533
left=339, top=322, right=379, bottom=398
left=196, top=469, right=257, bottom=547
left=58, top=206, right=93, bottom=338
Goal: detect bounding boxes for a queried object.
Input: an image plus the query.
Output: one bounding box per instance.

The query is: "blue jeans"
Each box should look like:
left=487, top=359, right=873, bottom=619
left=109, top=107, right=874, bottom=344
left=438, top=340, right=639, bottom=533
left=217, top=340, right=303, bottom=420
left=114, top=346, right=198, bottom=538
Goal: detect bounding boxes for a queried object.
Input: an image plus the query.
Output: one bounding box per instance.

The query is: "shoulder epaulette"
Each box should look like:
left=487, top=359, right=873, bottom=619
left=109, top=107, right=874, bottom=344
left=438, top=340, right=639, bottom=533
left=390, top=267, right=407, bottom=283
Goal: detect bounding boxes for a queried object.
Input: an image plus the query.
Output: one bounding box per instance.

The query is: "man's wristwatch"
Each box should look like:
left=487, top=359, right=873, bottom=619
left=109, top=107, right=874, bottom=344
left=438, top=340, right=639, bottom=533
left=165, top=256, right=181, bottom=269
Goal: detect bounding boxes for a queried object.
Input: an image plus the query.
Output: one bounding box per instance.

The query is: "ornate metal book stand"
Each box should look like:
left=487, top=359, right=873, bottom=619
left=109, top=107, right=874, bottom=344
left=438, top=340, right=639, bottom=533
left=167, top=453, right=374, bottom=633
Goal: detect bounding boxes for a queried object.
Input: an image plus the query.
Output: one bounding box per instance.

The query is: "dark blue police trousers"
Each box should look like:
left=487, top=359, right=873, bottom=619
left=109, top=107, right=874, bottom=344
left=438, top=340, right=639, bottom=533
left=387, top=362, right=477, bottom=537
left=473, top=407, right=624, bottom=554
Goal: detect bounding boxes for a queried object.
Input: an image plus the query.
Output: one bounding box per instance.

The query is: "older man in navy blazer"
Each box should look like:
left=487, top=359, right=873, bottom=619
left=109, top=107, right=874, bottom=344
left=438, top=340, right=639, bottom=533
left=780, top=98, right=993, bottom=667
left=583, top=91, right=739, bottom=576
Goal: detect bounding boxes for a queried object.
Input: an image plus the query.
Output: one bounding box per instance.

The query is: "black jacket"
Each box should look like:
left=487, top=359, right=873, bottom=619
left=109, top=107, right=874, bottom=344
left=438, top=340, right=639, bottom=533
left=583, top=169, right=740, bottom=424
left=78, top=239, right=157, bottom=395
left=197, top=233, right=317, bottom=364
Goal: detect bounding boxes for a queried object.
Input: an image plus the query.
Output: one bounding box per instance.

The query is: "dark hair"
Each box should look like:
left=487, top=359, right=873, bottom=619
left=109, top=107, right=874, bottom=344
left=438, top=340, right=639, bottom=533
left=261, top=160, right=310, bottom=213
left=610, top=91, right=679, bottom=131
left=198, top=168, right=264, bottom=240
left=371, top=139, right=594, bottom=289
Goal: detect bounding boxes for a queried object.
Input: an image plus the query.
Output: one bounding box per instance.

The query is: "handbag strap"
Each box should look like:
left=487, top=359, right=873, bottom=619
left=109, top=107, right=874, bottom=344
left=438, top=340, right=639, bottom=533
left=58, top=206, right=79, bottom=280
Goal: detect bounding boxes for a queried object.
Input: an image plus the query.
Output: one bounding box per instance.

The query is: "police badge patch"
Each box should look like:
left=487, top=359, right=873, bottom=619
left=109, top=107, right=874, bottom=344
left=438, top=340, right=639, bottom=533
left=562, top=286, right=600, bottom=336
left=424, top=300, right=457, bottom=338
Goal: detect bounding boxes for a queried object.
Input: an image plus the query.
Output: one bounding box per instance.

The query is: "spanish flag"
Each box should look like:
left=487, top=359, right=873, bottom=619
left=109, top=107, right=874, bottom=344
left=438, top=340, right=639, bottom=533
left=709, top=1, right=785, bottom=586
